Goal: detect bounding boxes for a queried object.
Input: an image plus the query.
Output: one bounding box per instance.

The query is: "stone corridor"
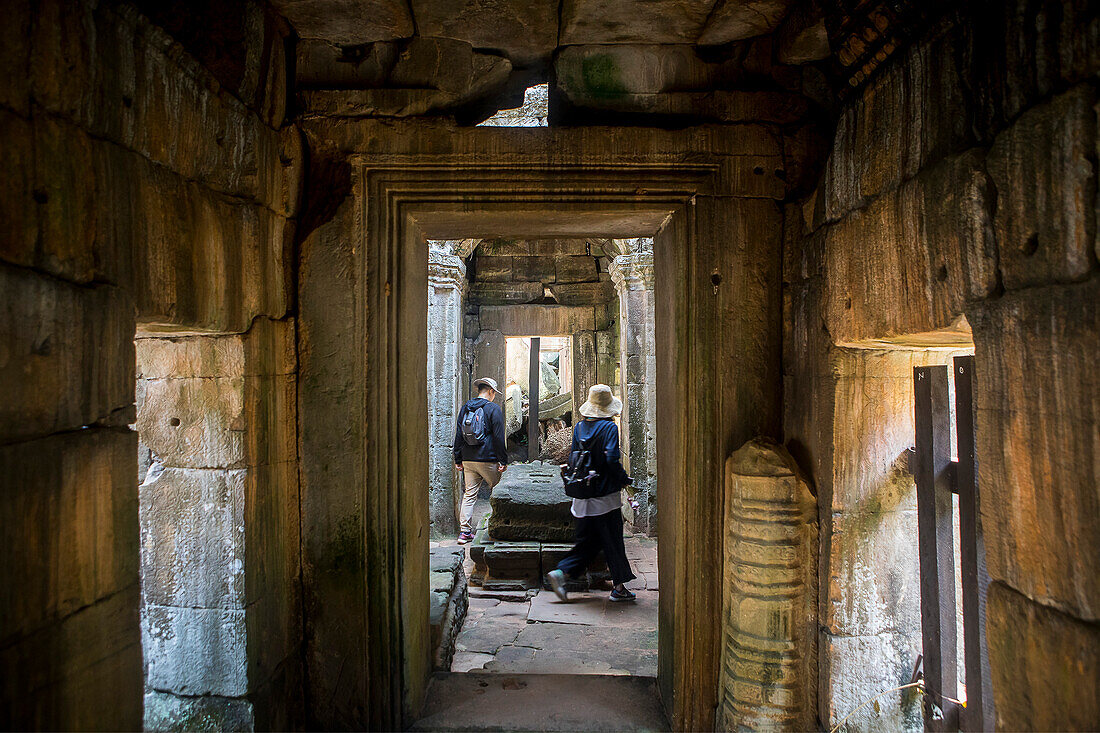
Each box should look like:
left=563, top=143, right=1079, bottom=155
left=3, top=0, right=1098, bottom=731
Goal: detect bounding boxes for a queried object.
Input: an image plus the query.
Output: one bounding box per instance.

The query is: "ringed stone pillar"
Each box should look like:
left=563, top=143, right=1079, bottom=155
left=427, top=249, right=467, bottom=537
left=719, top=438, right=817, bottom=731
left=611, top=252, right=657, bottom=534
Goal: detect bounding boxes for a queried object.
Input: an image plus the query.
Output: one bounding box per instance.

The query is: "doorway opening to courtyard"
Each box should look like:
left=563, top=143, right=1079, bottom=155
left=423, top=236, right=661, bottom=701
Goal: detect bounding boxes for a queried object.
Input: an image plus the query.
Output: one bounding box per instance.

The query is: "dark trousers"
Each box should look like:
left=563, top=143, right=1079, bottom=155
left=556, top=508, right=636, bottom=586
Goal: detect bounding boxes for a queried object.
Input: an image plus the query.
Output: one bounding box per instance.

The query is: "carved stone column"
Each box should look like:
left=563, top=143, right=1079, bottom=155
left=427, top=248, right=467, bottom=537
left=610, top=250, right=657, bottom=535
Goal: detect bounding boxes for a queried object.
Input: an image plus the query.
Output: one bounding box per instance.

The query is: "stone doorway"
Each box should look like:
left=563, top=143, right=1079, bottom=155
left=297, top=123, right=782, bottom=729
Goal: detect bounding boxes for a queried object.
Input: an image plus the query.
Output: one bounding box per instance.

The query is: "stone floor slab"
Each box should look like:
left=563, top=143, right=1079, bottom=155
left=450, top=651, right=495, bottom=673
left=454, top=610, right=527, bottom=655
left=527, top=589, right=659, bottom=627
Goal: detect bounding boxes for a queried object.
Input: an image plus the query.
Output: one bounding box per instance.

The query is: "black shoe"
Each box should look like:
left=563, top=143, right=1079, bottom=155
left=610, top=587, right=636, bottom=602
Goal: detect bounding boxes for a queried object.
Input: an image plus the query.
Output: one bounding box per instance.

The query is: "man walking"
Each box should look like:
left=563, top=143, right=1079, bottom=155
left=546, top=384, right=637, bottom=602
left=454, top=377, right=509, bottom=544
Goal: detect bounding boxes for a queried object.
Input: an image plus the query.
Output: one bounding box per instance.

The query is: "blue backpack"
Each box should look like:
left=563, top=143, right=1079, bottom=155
left=461, top=404, right=487, bottom=446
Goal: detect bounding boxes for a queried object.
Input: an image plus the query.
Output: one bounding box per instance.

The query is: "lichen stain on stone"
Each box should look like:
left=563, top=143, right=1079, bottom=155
left=322, top=513, right=364, bottom=573
left=580, top=55, right=628, bottom=100
left=845, top=453, right=914, bottom=539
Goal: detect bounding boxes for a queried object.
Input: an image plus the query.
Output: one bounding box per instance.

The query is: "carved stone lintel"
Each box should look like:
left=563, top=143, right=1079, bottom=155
left=609, top=252, right=655, bottom=292
left=428, top=249, right=467, bottom=289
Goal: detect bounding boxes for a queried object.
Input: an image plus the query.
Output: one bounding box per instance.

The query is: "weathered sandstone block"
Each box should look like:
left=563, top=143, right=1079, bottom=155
left=550, top=280, right=616, bottom=306
left=0, top=0, right=30, bottom=116
left=478, top=305, right=597, bottom=335
left=32, top=116, right=96, bottom=283
left=986, top=84, right=1097, bottom=291
left=824, top=23, right=978, bottom=222
left=0, top=267, right=134, bottom=443
left=560, top=0, right=714, bottom=44
left=556, top=256, right=598, bottom=283
left=825, top=501, right=919, bottom=638
left=0, top=428, right=138, bottom=641
left=137, top=376, right=246, bottom=469
left=137, top=335, right=245, bottom=380
left=469, top=281, right=543, bottom=305
left=699, top=0, right=794, bottom=45
left=488, top=464, right=574, bottom=542
left=144, top=690, right=254, bottom=733
left=429, top=546, right=469, bottom=671
left=971, top=279, right=1100, bottom=619
left=269, top=0, right=413, bottom=44
left=824, top=150, right=994, bottom=343
left=719, top=438, right=816, bottom=731
left=0, top=585, right=141, bottom=731
left=986, top=581, right=1100, bottom=731
left=0, top=110, right=35, bottom=269
left=143, top=604, right=247, bottom=697
left=819, top=630, right=922, bottom=731
left=411, top=0, right=557, bottom=67
left=140, top=468, right=247, bottom=609
left=474, top=256, right=514, bottom=282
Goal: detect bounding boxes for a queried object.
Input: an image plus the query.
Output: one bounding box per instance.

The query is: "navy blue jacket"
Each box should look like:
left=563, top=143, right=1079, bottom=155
left=453, top=397, right=509, bottom=465
left=572, top=417, right=632, bottom=498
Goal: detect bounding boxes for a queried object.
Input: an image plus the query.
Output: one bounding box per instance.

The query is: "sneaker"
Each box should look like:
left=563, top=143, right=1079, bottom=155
left=546, top=569, right=569, bottom=601
left=457, top=531, right=474, bottom=544
left=610, top=587, right=636, bottom=602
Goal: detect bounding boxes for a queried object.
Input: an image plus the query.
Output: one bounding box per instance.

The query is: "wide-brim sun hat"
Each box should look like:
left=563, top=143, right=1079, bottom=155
left=473, top=376, right=500, bottom=392
left=578, top=384, right=622, bottom=418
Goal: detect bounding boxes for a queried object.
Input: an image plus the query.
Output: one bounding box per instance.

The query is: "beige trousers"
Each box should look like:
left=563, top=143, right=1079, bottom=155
left=459, top=461, right=502, bottom=533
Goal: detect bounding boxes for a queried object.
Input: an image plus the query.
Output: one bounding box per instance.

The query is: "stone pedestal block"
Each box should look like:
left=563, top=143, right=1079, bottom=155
left=719, top=438, right=817, bottom=732
left=487, top=464, right=574, bottom=542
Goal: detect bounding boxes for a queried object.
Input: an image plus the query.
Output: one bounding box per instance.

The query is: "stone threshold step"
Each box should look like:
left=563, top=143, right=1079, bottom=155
left=410, top=672, right=669, bottom=732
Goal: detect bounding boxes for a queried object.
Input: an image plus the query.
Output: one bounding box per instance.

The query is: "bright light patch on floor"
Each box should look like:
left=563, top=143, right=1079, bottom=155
left=478, top=84, right=549, bottom=127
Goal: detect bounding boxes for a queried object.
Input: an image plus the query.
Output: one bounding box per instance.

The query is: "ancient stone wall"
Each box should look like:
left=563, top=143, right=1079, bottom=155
left=0, top=1, right=300, bottom=728
left=137, top=319, right=300, bottom=730
left=784, top=2, right=1099, bottom=729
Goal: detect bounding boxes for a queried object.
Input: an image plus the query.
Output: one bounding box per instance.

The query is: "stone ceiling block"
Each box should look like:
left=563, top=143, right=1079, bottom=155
left=555, top=45, right=718, bottom=95
left=268, top=0, right=413, bottom=44
left=698, top=0, right=794, bottom=45
left=299, top=37, right=512, bottom=117
left=560, top=0, right=718, bottom=45
left=411, top=0, right=559, bottom=68
left=296, top=39, right=396, bottom=88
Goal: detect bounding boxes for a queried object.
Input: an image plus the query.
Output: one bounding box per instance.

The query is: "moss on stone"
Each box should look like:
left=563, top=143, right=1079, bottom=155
left=580, top=55, right=628, bottom=100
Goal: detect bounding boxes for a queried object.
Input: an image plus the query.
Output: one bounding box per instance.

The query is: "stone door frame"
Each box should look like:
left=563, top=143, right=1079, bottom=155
left=298, top=123, right=784, bottom=731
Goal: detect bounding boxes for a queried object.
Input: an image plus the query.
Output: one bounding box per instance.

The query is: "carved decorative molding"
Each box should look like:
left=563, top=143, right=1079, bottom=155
left=610, top=252, right=655, bottom=292
left=427, top=249, right=466, bottom=288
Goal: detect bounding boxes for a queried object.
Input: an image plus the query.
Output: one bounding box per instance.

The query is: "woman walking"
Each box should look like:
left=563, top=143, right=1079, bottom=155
left=546, top=384, right=637, bottom=602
